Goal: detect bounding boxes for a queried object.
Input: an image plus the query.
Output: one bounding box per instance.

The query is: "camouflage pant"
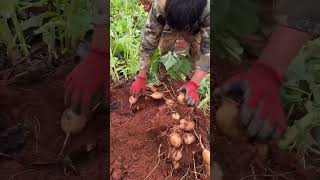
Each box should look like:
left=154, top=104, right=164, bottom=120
left=93, top=0, right=107, bottom=25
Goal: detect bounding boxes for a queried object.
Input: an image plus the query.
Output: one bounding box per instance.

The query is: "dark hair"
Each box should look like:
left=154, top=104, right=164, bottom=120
left=165, top=0, right=207, bottom=30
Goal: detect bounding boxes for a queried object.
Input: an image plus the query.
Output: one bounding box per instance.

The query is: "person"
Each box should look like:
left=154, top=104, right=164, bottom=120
left=218, top=0, right=320, bottom=140
left=130, top=0, right=210, bottom=106
left=64, top=0, right=107, bottom=117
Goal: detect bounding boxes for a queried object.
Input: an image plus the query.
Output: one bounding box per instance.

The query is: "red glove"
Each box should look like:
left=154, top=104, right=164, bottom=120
left=64, top=49, right=107, bottom=116
left=219, top=61, right=286, bottom=140
left=179, top=81, right=200, bottom=106
left=130, top=75, right=146, bottom=97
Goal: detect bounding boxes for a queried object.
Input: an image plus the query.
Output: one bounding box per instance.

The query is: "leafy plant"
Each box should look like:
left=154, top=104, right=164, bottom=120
left=0, top=0, right=94, bottom=65
left=212, top=0, right=259, bottom=62
left=34, top=0, right=94, bottom=62
left=279, top=38, right=320, bottom=155
left=159, top=51, right=192, bottom=81
left=198, top=75, right=210, bottom=114
left=110, top=0, right=148, bottom=81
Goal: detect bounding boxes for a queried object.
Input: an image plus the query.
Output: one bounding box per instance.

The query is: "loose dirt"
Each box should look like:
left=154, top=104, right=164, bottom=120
left=0, top=62, right=107, bottom=180
left=212, top=59, right=320, bottom=180
left=110, top=82, right=210, bottom=180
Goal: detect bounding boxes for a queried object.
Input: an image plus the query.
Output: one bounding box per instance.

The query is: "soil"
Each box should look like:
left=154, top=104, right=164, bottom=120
left=0, top=61, right=107, bottom=180
left=110, top=82, right=210, bottom=180
left=212, top=59, right=320, bottom=180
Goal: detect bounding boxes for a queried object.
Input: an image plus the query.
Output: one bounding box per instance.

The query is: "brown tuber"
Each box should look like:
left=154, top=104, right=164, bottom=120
left=61, top=108, right=88, bottom=135
left=149, top=92, right=163, bottom=99
left=171, top=150, right=183, bottom=161
left=177, top=93, right=185, bottom=105
left=183, top=133, right=196, bottom=144
left=183, top=120, right=195, bottom=131
left=215, top=98, right=246, bottom=140
left=60, top=108, right=88, bottom=155
left=171, top=112, right=180, bottom=120
left=166, top=99, right=175, bottom=107
left=146, top=83, right=157, bottom=92
left=129, top=96, right=138, bottom=106
left=202, top=149, right=210, bottom=165
left=168, top=132, right=182, bottom=148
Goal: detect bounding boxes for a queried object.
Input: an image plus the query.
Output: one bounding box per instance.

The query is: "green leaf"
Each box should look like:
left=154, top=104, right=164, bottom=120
left=160, top=51, right=178, bottom=70
left=0, top=0, right=18, bottom=18
left=20, top=13, right=46, bottom=31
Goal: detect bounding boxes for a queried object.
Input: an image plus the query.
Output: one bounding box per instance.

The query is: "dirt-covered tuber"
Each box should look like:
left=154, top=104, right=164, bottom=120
left=171, top=112, right=180, bottom=120
left=183, top=133, right=195, bottom=144
left=129, top=96, right=138, bottom=106
left=215, top=98, right=246, bottom=140
left=183, top=120, right=195, bottom=131
left=61, top=108, right=88, bottom=134
left=149, top=92, right=163, bottom=99
left=177, top=93, right=185, bottom=105
left=168, top=132, right=182, bottom=148
left=146, top=83, right=157, bottom=92
left=171, top=150, right=182, bottom=161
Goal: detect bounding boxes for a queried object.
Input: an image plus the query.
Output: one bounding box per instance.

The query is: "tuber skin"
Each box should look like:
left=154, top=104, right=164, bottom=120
left=183, top=120, right=195, bottom=132
left=171, top=150, right=183, bottom=161
left=168, top=132, right=182, bottom=148
left=129, top=96, right=138, bottom=106
left=60, top=108, right=88, bottom=155
left=146, top=83, right=157, bottom=92
left=171, top=112, right=180, bottom=120
left=149, top=92, right=163, bottom=99
left=215, top=98, right=246, bottom=140
left=183, top=133, right=196, bottom=144
left=177, top=93, right=185, bottom=105
left=61, top=108, right=88, bottom=134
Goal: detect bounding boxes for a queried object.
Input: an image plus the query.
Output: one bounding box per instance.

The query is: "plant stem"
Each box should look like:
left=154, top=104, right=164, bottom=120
left=12, top=13, right=29, bottom=57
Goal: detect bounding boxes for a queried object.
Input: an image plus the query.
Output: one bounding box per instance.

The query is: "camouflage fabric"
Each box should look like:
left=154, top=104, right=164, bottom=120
left=139, top=0, right=210, bottom=73
left=93, top=0, right=107, bottom=25
left=275, top=0, right=320, bottom=33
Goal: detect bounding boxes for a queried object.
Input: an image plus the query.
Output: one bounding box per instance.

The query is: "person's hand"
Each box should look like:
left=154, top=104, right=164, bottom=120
left=130, top=75, right=147, bottom=97
left=218, top=61, right=286, bottom=140
left=64, top=49, right=107, bottom=116
left=179, top=81, right=200, bottom=106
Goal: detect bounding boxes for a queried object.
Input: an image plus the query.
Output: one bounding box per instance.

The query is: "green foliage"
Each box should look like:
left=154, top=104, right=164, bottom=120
left=279, top=38, right=320, bottom=155
left=212, top=0, right=259, bottom=62
left=198, top=75, right=210, bottom=114
left=0, top=0, right=94, bottom=64
left=34, top=0, right=94, bottom=61
left=159, top=51, right=191, bottom=81
left=110, top=0, right=148, bottom=81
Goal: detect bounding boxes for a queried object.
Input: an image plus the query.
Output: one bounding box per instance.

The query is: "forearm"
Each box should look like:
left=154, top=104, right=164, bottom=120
left=259, top=25, right=315, bottom=77
left=191, top=69, right=207, bottom=86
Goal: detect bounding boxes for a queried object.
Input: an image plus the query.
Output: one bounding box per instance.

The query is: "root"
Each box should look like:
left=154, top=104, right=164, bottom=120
left=8, top=169, right=35, bottom=180
left=193, top=129, right=205, bottom=149
left=162, top=82, right=176, bottom=101
left=144, top=144, right=163, bottom=180
left=192, top=152, right=199, bottom=180
left=59, top=132, right=70, bottom=156
left=33, top=116, right=41, bottom=153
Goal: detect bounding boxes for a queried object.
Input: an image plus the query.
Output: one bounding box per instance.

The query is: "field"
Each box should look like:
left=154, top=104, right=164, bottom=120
left=110, top=0, right=320, bottom=179
left=0, top=1, right=106, bottom=179
left=110, top=0, right=210, bottom=179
